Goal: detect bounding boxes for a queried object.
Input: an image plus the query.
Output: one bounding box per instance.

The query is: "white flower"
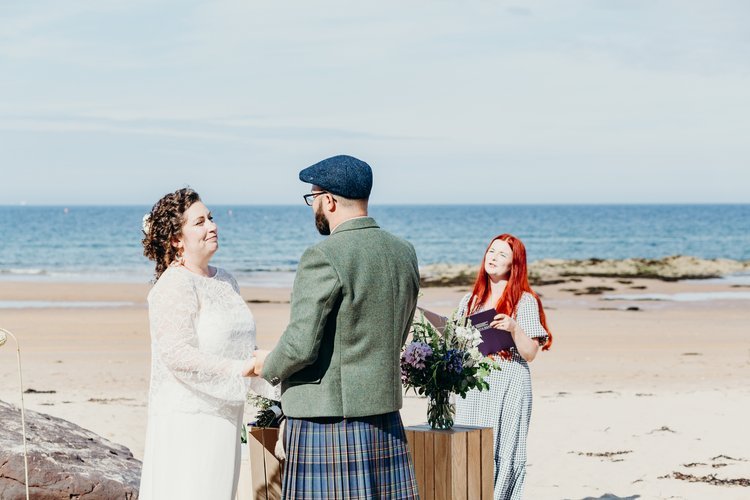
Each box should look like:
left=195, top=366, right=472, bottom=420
left=468, top=346, right=484, bottom=363
left=142, top=213, right=152, bottom=233
left=455, top=325, right=483, bottom=349
left=454, top=325, right=472, bottom=339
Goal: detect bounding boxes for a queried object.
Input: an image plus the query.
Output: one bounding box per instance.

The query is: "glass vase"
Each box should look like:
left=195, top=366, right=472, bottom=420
left=427, top=391, right=455, bottom=430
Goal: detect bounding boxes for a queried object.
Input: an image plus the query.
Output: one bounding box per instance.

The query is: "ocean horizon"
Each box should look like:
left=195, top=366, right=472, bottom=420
left=1, top=204, right=748, bottom=285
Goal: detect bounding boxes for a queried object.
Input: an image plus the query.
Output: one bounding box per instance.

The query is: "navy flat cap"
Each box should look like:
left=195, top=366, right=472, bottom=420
left=299, top=155, right=373, bottom=200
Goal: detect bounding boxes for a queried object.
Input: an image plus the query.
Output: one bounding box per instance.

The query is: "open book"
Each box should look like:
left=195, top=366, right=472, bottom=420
left=417, top=306, right=515, bottom=355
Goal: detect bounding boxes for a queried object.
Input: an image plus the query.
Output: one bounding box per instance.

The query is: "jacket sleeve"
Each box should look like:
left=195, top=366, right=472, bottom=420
left=262, top=246, right=342, bottom=383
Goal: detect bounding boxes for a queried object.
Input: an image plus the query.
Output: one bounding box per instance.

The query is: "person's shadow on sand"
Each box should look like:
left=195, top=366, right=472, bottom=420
left=568, top=495, right=640, bottom=500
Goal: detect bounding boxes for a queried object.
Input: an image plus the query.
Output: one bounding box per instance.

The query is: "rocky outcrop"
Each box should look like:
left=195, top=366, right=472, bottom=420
left=418, top=263, right=477, bottom=287
left=419, top=256, right=750, bottom=287
left=0, top=400, right=140, bottom=499
left=530, top=256, right=750, bottom=282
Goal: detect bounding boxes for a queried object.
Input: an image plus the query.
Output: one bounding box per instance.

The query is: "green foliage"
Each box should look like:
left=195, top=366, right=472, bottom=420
left=401, top=312, right=497, bottom=401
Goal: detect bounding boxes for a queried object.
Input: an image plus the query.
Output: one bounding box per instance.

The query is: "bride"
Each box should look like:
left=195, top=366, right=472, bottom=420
left=139, top=188, right=275, bottom=499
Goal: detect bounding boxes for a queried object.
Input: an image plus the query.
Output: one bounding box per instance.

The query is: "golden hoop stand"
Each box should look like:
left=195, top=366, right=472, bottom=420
left=0, top=328, right=30, bottom=500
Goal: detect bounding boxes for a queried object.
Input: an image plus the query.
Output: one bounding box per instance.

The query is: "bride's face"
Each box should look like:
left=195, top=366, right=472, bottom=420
left=174, top=201, right=219, bottom=261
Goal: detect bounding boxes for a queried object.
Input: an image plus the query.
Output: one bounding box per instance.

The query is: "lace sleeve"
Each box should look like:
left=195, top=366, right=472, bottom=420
left=148, top=272, right=250, bottom=403
left=226, top=271, right=242, bottom=295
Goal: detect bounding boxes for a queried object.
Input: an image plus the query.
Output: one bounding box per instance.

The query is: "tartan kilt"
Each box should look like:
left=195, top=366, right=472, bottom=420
left=282, top=411, right=419, bottom=499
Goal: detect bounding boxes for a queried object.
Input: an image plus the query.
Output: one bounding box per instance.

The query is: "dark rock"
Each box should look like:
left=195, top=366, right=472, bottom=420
left=419, top=257, right=750, bottom=288
left=573, top=286, right=615, bottom=295
left=0, top=399, right=140, bottom=499
left=529, top=278, right=567, bottom=286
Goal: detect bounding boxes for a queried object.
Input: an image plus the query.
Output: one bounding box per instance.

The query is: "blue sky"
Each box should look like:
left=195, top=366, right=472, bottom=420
left=1, top=1, right=748, bottom=205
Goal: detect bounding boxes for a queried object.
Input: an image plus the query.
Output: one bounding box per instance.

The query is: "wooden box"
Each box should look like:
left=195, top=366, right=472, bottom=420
left=405, top=424, right=494, bottom=500
left=246, top=427, right=283, bottom=500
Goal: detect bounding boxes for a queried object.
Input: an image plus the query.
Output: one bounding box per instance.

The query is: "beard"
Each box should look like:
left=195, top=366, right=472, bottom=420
left=314, top=206, right=331, bottom=235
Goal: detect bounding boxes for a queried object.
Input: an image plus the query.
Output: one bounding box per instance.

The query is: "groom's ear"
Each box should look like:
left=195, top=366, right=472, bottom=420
left=323, top=193, right=338, bottom=212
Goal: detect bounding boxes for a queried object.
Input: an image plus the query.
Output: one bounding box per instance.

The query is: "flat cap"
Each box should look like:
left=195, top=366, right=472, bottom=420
left=299, top=155, right=373, bottom=200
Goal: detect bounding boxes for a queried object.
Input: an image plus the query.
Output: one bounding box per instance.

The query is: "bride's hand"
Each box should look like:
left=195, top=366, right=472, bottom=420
left=253, top=350, right=269, bottom=376
left=241, top=359, right=258, bottom=377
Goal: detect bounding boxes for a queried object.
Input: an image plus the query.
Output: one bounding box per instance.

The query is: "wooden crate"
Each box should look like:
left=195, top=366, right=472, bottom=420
left=246, top=427, right=283, bottom=500
left=405, top=424, right=493, bottom=500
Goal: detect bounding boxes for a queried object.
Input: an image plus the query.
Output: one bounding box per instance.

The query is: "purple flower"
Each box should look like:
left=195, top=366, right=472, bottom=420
left=402, top=342, right=433, bottom=370
left=444, top=349, right=463, bottom=373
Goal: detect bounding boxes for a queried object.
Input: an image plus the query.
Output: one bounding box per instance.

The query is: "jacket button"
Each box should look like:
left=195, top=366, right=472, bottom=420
left=270, top=377, right=280, bottom=385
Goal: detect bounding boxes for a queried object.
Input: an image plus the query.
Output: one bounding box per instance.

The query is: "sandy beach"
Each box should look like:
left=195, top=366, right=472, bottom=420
left=1, top=277, right=749, bottom=499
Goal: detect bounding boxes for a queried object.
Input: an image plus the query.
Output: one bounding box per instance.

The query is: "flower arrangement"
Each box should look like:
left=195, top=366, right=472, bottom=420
left=242, top=394, right=283, bottom=445
left=247, top=394, right=284, bottom=428
left=400, top=311, right=497, bottom=429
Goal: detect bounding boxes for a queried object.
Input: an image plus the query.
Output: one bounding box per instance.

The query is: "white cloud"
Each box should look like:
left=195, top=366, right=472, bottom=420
left=0, top=0, right=748, bottom=203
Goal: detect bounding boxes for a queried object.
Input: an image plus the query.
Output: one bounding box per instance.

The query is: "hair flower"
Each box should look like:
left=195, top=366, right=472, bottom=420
left=142, top=213, right=152, bottom=233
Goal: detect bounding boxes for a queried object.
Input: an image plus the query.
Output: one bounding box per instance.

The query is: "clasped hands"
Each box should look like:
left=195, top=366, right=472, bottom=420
left=241, top=349, right=269, bottom=377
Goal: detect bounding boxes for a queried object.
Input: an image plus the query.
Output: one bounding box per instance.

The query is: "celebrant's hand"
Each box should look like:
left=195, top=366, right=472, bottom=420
left=490, top=313, right=517, bottom=334
left=253, top=349, right=269, bottom=376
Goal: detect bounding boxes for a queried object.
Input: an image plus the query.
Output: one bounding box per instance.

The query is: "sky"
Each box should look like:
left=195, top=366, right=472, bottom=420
left=1, top=0, right=749, bottom=205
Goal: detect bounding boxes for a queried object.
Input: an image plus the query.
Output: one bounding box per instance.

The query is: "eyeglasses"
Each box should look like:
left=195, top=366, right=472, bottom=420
left=303, top=191, right=336, bottom=206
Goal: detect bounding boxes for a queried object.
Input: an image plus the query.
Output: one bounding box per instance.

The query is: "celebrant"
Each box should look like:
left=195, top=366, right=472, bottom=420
left=454, top=234, right=552, bottom=500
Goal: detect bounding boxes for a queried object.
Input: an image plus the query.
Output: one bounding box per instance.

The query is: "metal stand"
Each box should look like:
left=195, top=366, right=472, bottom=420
left=0, top=328, right=30, bottom=500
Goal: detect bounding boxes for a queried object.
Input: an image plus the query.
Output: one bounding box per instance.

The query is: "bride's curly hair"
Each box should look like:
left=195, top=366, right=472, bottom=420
left=142, top=188, right=201, bottom=280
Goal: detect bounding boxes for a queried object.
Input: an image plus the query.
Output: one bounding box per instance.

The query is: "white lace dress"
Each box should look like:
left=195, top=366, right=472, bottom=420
left=139, top=266, right=276, bottom=500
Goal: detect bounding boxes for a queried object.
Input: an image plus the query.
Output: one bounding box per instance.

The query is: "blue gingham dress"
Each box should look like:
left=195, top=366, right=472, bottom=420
left=454, top=292, right=549, bottom=500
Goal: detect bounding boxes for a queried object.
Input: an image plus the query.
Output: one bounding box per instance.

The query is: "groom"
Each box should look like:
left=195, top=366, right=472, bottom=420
left=254, top=155, right=420, bottom=499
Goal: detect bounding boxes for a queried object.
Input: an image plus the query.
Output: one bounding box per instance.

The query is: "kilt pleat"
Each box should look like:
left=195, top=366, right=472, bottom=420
left=282, top=411, right=419, bottom=499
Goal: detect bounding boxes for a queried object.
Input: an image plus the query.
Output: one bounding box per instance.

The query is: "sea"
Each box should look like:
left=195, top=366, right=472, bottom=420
left=1, top=204, right=748, bottom=286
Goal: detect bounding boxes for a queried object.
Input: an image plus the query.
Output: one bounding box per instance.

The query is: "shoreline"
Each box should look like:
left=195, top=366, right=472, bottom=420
left=2, top=255, right=750, bottom=289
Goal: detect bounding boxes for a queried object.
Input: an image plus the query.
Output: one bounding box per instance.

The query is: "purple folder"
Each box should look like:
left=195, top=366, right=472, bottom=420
left=468, top=309, right=515, bottom=355
left=416, top=306, right=515, bottom=355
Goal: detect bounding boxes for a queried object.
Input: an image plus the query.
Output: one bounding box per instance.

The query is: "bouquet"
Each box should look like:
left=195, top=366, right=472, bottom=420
left=242, top=394, right=284, bottom=445
left=401, top=310, right=497, bottom=429
left=247, top=394, right=284, bottom=428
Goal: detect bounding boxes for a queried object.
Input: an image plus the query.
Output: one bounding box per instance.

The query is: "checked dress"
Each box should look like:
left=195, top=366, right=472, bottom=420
left=454, top=292, right=549, bottom=500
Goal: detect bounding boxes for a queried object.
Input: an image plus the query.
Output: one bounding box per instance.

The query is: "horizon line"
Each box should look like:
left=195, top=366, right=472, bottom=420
left=1, top=202, right=749, bottom=208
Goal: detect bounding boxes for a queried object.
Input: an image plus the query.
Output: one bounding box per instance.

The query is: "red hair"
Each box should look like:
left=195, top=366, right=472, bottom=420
left=467, top=234, right=553, bottom=353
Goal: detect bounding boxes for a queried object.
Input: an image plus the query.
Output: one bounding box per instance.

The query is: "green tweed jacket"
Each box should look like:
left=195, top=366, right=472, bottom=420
left=261, top=216, right=419, bottom=418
